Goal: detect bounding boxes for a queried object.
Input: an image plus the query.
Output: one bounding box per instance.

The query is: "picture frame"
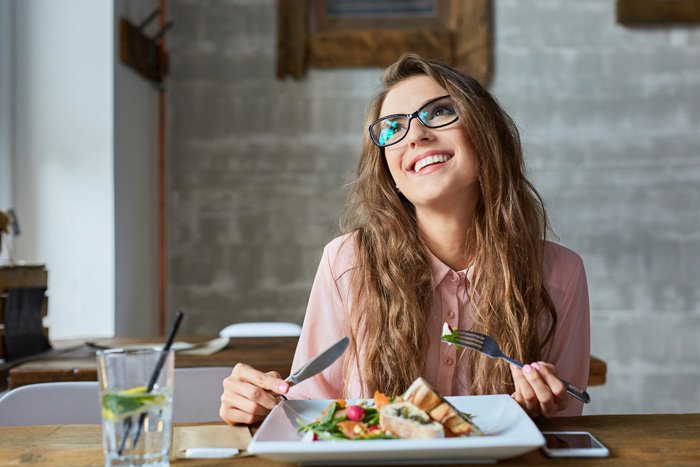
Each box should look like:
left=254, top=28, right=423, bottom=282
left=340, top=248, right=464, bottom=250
left=616, top=0, right=700, bottom=24
left=277, top=0, right=492, bottom=86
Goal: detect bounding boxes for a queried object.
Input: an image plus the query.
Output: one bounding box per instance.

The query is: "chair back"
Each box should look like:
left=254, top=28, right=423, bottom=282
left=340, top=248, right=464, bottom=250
left=0, top=366, right=233, bottom=426
left=0, top=381, right=101, bottom=426
left=172, top=366, right=231, bottom=423
left=219, top=321, right=302, bottom=337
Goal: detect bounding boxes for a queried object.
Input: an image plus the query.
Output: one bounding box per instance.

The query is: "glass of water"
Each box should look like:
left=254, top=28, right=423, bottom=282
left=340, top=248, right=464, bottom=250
left=97, top=347, right=174, bottom=467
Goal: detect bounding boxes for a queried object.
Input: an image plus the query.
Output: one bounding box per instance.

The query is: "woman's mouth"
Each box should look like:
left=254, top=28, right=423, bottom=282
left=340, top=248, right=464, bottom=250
left=413, top=154, right=453, bottom=173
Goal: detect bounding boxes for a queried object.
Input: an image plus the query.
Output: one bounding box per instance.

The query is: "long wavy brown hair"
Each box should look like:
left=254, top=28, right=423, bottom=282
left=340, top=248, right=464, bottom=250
left=340, top=53, right=557, bottom=397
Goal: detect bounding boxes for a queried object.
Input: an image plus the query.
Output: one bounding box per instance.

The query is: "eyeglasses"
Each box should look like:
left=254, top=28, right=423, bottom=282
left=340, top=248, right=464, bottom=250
left=368, top=95, right=459, bottom=148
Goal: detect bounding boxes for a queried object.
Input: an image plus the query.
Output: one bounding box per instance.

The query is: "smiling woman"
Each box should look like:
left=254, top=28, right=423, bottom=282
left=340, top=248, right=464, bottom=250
left=219, top=53, right=590, bottom=425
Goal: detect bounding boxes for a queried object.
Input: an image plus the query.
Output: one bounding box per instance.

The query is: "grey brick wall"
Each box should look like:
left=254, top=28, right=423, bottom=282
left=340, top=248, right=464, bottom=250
left=167, top=0, right=700, bottom=414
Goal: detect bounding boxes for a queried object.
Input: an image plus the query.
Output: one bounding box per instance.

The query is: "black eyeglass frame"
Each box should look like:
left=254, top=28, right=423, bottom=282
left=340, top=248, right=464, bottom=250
left=368, top=95, right=459, bottom=148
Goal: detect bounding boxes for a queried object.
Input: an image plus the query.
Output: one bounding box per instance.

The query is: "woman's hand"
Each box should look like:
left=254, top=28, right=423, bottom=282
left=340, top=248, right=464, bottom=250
left=510, top=361, right=568, bottom=418
left=219, top=363, right=290, bottom=425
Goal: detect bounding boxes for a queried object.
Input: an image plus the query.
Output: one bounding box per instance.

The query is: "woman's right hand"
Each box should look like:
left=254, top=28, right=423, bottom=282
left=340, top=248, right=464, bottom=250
left=219, top=363, right=290, bottom=425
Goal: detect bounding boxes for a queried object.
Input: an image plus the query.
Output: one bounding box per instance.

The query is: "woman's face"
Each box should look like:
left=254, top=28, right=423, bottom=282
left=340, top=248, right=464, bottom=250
left=380, top=75, right=480, bottom=214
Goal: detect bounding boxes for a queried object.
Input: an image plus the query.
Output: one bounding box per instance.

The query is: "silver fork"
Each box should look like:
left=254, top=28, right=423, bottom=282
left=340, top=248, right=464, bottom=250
left=442, top=329, right=590, bottom=404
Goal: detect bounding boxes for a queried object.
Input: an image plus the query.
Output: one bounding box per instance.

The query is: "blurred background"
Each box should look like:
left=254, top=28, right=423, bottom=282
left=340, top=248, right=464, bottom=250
left=1, top=0, right=699, bottom=415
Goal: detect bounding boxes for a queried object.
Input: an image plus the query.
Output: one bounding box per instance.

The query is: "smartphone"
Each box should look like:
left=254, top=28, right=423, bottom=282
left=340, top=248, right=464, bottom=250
left=541, top=431, right=609, bottom=458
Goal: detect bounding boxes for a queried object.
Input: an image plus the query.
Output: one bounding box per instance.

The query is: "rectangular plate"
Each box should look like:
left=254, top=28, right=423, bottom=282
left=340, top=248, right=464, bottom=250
left=248, top=395, right=544, bottom=464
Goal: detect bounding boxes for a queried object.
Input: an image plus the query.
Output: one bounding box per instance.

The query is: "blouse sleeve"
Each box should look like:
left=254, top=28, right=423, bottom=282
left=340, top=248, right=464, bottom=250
left=285, top=240, right=349, bottom=400
left=542, top=249, right=591, bottom=417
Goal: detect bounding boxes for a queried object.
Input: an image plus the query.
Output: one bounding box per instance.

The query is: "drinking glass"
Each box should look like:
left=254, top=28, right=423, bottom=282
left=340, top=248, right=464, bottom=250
left=97, top=348, right=174, bottom=467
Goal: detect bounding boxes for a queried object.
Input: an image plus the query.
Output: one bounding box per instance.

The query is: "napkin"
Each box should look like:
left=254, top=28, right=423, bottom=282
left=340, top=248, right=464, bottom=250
left=172, top=424, right=252, bottom=459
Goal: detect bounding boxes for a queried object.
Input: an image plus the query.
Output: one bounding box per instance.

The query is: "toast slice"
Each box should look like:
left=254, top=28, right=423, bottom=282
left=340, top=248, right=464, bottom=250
left=379, top=401, right=445, bottom=439
left=401, top=377, right=483, bottom=436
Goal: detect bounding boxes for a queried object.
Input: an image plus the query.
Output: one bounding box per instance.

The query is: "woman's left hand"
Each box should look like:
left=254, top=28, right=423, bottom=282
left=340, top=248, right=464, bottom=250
left=510, top=361, right=568, bottom=418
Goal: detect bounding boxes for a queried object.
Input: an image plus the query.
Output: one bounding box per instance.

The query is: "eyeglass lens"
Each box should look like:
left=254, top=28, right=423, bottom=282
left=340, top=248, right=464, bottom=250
left=370, top=96, right=457, bottom=147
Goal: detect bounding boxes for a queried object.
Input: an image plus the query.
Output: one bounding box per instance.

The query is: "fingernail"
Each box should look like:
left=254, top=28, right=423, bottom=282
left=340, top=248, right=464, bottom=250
left=278, top=383, right=288, bottom=393
left=523, top=364, right=532, bottom=374
left=531, top=362, right=541, bottom=371
left=510, top=364, right=519, bottom=370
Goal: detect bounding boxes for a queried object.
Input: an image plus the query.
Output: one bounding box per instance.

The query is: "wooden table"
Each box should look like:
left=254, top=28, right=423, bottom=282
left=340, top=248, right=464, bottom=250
left=2, top=336, right=606, bottom=390
left=1, top=414, right=697, bottom=466
left=3, top=336, right=298, bottom=389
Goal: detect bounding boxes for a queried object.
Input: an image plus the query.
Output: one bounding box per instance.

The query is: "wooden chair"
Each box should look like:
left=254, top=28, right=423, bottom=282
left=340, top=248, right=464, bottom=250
left=589, top=356, right=607, bottom=386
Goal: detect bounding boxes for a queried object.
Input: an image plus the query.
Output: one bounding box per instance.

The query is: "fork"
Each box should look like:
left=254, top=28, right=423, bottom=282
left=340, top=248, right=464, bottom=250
left=442, top=329, right=590, bottom=404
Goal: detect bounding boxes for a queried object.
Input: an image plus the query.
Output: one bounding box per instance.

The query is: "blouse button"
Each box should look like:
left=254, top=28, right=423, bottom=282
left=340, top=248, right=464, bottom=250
left=444, top=357, right=454, bottom=366
left=447, top=310, right=455, bottom=319
left=450, top=272, right=459, bottom=283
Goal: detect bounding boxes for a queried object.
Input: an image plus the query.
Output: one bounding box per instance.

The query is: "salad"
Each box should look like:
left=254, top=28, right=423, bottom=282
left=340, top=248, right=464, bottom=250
left=297, top=393, right=397, bottom=441
left=441, top=322, right=462, bottom=346
left=297, top=377, right=482, bottom=441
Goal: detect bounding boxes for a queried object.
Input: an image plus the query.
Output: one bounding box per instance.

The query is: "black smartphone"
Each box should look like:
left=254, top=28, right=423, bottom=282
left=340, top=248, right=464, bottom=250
left=540, top=431, right=609, bottom=458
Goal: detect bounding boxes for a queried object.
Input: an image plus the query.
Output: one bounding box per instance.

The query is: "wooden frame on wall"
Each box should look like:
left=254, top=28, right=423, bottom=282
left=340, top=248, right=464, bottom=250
left=277, top=0, right=492, bottom=86
left=616, top=0, right=700, bottom=24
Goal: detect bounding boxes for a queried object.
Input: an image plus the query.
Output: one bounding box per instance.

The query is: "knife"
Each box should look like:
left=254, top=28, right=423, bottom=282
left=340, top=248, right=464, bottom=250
left=285, top=336, right=349, bottom=386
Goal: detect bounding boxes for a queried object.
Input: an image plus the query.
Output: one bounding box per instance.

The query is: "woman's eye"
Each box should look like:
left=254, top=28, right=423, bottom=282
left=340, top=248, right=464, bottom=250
left=383, top=120, right=406, bottom=132
left=431, top=105, right=455, bottom=118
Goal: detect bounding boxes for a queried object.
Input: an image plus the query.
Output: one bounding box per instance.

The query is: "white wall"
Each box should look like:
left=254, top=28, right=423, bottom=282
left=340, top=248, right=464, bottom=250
left=10, top=0, right=114, bottom=338
left=0, top=1, right=13, bottom=210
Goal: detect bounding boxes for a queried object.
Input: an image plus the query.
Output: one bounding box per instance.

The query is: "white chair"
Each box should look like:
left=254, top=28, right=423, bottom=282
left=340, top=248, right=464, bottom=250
left=0, top=381, right=101, bottom=426
left=219, top=321, right=302, bottom=338
left=172, top=366, right=232, bottom=423
left=0, top=367, right=233, bottom=426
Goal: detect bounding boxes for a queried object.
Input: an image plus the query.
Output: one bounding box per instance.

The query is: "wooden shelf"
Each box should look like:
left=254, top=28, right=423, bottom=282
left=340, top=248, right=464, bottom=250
left=0, top=265, right=49, bottom=359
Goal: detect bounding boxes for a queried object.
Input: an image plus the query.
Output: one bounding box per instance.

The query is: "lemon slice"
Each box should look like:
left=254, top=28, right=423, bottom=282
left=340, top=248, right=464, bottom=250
left=101, top=387, right=167, bottom=421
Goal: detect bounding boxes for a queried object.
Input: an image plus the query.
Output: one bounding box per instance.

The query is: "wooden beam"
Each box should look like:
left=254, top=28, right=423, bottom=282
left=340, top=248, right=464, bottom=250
left=617, top=0, right=700, bottom=25
left=277, top=0, right=309, bottom=79
left=453, top=0, right=492, bottom=86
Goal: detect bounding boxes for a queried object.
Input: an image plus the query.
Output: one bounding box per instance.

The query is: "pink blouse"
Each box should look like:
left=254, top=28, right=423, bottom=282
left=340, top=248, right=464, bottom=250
left=286, top=233, right=590, bottom=416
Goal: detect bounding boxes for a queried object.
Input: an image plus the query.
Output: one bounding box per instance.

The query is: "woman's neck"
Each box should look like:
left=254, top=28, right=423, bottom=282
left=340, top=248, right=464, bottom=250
left=416, top=206, right=475, bottom=271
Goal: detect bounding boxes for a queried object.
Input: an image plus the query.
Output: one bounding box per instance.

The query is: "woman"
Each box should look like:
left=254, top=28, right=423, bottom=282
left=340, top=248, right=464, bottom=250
left=219, top=54, right=589, bottom=424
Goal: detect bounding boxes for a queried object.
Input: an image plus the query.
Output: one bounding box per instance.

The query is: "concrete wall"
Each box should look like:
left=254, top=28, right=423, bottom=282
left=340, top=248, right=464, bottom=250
left=492, top=0, right=700, bottom=415
left=167, top=0, right=369, bottom=333
left=167, top=0, right=700, bottom=414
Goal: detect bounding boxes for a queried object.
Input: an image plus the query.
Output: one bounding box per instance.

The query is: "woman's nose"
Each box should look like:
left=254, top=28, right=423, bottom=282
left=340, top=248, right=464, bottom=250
left=406, top=121, right=434, bottom=146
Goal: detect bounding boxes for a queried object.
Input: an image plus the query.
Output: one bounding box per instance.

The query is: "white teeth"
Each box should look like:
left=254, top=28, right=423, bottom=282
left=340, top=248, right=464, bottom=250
left=414, top=154, right=450, bottom=172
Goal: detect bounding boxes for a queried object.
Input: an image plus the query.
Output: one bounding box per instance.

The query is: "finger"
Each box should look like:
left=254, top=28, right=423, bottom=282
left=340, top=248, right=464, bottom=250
left=533, top=362, right=569, bottom=412
left=237, top=381, right=282, bottom=410
left=532, top=362, right=566, bottom=398
left=511, top=364, right=540, bottom=416
left=222, top=376, right=281, bottom=412
left=219, top=404, right=265, bottom=425
left=232, top=363, right=289, bottom=395
left=511, top=389, right=543, bottom=418
left=522, top=363, right=557, bottom=417
left=511, top=391, right=524, bottom=407
left=265, top=371, right=289, bottom=395
left=221, top=390, right=275, bottom=417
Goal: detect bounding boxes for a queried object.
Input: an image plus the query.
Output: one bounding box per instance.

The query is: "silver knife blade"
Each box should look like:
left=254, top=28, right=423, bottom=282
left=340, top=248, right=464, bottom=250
left=285, top=336, right=349, bottom=386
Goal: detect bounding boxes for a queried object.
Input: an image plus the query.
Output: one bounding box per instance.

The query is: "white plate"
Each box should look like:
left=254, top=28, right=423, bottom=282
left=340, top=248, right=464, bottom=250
left=248, top=395, right=544, bottom=464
